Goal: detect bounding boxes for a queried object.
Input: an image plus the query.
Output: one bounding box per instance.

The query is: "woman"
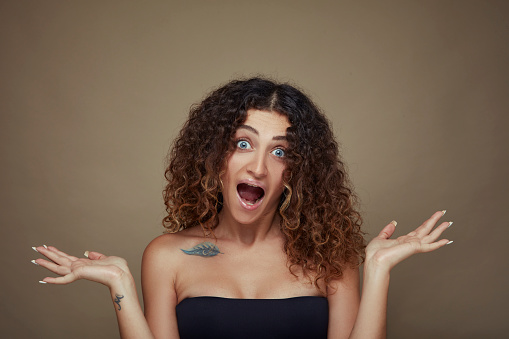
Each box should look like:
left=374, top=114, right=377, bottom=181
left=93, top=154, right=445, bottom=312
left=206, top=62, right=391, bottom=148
left=32, top=78, right=453, bottom=338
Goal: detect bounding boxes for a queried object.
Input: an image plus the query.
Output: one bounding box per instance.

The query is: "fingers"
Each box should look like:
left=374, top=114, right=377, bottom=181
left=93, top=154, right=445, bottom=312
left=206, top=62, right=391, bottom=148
left=32, top=245, right=90, bottom=284
left=424, top=221, right=453, bottom=243
left=33, top=258, right=71, bottom=276
left=46, top=245, right=79, bottom=261
left=377, top=221, right=397, bottom=239
left=32, top=246, right=117, bottom=286
left=35, top=246, right=74, bottom=266
left=415, top=210, right=446, bottom=236
left=41, top=273, right=78, bottom=285
left=33, top=245, right=80, bottom=267
left=87, top=251, right=107, bottom=260
left=419, top=238, right=451, bottom=253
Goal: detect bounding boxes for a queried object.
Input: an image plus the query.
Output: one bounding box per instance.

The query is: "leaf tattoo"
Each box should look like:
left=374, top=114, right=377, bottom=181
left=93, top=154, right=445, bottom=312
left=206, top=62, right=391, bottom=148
left=180, top=242, right=223, bottom=257
left=113, top=294, right=124, bottom=311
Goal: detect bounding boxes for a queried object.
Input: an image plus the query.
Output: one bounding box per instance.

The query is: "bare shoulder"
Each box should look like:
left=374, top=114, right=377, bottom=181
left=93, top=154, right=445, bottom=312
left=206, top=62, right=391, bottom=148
left=142, top=227, right=206, bottom=298
left=142, top=229, right=206, bottom=337
left=142, top=227, right=207, bottom=269
left=144, top=232, right=182, bottom=257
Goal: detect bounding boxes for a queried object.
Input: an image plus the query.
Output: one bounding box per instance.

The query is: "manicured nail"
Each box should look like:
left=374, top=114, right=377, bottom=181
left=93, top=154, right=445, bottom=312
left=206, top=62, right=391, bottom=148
left=390, top=220, right=397, bottom=227
left=43, top=245, right=48, bottom=249
left=84, top=251, right=89, bottom=258
left=446, top=240, right=454, bottom=245
left=31, top=260, right=39, bottom=266
left=442, top=210, right=447, bottom=216
left=38, top=280, right=47, bottom=284
left=32, top=246, right=39, bottom=253
left=448, top=221, right=453, bottom=228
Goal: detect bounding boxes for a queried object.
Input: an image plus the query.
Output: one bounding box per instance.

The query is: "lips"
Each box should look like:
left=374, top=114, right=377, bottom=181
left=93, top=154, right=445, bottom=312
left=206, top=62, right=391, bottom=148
left=237, top=183, right=265, bottom=206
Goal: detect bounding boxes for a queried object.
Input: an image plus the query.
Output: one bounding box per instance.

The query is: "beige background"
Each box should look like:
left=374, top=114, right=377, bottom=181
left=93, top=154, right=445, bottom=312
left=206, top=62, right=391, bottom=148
left=1, top=1, right=508, bottom=338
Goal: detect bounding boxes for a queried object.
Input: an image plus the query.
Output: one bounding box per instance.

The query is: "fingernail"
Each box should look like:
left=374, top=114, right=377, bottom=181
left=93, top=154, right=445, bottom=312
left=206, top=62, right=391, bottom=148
left=84, top=251, right=89, bottom=258
left=38, top=280, right=47, bottom=284
left=32, top=246, right=39, bottom=253
left=448, top=221, right=453, bottom=228
left=31, top=260, right=39, bottom=266
left=43, top=245, right=48, bottom=249
left=446, top=240, right=454, bottom=245
left=390, top=220, right=397, bottom=227
left=442, top=210, right=447, bottom=216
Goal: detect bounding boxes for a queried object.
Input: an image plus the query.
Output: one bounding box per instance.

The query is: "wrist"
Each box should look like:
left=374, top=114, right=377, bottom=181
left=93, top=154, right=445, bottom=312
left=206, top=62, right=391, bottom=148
left=108, top=269, right=135, bottom=293
left=363, top=255, right=391, bottom=278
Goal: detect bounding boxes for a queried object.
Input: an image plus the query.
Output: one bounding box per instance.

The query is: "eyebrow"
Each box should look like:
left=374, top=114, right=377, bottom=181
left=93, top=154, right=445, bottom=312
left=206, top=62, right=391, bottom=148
left=237, top=125, right=287, bottom=141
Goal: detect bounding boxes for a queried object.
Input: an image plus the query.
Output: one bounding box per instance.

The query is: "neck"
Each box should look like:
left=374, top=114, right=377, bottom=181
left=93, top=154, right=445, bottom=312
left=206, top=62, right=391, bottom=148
left=215, top=209, right=281, bottom=245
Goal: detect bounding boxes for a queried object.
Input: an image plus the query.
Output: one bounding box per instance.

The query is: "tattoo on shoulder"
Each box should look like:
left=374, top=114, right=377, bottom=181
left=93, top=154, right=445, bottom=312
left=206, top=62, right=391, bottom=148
left=180, top=242, right=223, bottom=257
left=113, top=294, right=124, bottom=311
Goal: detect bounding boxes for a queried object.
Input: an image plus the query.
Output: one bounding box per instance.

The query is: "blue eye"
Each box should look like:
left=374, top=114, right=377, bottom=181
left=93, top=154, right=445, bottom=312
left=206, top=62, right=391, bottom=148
left=237, top=140, right=251, bottom=150
left=271, top=148, right=285, bottom=158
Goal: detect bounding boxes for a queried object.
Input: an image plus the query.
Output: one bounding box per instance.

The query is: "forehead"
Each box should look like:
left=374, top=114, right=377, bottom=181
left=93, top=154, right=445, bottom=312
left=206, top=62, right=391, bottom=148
left=241, top=109, right=290, bottom=135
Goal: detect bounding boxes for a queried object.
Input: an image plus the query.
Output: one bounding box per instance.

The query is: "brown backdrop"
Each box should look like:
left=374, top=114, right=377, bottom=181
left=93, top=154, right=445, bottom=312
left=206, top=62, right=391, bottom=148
left=1, top=1, right=508, bottom=338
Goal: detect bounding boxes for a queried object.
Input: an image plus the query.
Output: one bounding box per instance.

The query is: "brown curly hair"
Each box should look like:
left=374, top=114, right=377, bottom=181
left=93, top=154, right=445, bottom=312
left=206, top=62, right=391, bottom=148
left=163, top=77, right=365, bottom=293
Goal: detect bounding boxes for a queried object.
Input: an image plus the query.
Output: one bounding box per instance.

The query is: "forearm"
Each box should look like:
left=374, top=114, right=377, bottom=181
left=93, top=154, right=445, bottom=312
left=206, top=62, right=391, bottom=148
left=109, top=274, right=155, bottom=339
left=348, top=260, right=390, bottom=339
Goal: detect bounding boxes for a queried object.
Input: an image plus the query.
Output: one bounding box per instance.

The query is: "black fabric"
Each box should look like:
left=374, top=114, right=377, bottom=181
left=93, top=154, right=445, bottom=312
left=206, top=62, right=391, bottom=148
left=176, top=296, right=329, bottom=339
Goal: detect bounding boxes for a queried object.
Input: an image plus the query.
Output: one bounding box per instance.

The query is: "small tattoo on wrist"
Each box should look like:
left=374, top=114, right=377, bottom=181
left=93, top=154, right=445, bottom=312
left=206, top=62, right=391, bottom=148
left=113, top=294, right=124, bottom=311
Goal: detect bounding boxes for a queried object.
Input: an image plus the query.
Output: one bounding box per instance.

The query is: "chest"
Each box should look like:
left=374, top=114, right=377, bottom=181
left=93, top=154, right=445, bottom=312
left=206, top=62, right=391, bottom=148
left=174, top=242, right=318, bottom=301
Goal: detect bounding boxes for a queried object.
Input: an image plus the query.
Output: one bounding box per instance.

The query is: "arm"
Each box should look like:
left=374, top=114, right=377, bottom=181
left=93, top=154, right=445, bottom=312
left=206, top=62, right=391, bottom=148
left=142, top=235, right=180, bottom=338
left=34, top=246, right=155, bottom=339
left=347, top=255, right=390, bottom=339
left=327, top=266, right=361, bottom=339
left=328, top=210, right=452, bottom=339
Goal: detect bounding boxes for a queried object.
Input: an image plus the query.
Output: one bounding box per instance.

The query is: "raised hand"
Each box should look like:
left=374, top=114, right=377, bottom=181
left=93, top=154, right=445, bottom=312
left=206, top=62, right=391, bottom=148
left=32, top=246, right=131, bottom=288
left=365, top=210, right=453, bottom=272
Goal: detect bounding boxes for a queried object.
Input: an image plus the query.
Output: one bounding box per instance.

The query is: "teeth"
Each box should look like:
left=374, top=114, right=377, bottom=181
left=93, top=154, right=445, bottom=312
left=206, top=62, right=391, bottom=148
left=246, top=196, right=263, bottom=205
left=238, top=183, right=264, bottom=206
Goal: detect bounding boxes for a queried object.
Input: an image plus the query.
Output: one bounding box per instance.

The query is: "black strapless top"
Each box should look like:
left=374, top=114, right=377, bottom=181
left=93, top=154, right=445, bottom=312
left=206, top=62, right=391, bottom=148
left=176, top=296, right=328, bottom=339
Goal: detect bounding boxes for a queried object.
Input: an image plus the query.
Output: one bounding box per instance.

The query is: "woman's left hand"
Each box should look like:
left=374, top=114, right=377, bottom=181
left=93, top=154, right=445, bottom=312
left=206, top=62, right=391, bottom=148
left=365, top=210, right=452, bottom=272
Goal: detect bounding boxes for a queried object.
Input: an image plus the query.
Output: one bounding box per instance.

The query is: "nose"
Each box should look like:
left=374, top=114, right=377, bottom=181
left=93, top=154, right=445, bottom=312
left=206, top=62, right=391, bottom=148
left=247, top=151, right=268, bottom=178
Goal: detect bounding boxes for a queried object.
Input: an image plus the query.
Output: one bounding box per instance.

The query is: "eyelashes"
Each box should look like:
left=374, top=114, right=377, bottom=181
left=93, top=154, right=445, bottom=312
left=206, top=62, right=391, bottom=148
left=271, top=148, right=285, bottom=158
left=236, top=139, right=252, bottom=150
left=235, top=139, right=286, bottom=158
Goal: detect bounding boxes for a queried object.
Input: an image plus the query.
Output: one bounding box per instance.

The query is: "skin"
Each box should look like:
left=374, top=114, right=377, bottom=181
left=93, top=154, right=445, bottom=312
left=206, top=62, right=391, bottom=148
left=33, top=109, right=452, bottom=339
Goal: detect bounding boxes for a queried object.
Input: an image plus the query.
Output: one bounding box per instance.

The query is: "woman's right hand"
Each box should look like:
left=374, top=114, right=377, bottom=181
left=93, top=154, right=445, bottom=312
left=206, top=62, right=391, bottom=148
left=32, top=245, right=131, bottom=288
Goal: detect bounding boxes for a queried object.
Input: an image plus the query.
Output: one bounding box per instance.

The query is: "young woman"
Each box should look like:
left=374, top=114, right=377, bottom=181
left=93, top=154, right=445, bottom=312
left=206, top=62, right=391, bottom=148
left=32, top=78, right=453, bottom=339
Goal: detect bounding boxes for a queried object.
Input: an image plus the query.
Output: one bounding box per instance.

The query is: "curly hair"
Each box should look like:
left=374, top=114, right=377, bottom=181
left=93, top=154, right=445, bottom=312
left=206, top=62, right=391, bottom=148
left=163, top=77, right=365, bottom=293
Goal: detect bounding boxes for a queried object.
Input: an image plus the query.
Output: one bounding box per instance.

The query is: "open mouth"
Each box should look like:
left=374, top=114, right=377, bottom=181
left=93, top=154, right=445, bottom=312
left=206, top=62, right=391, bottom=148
left=237, top=183, right=265, bottom=206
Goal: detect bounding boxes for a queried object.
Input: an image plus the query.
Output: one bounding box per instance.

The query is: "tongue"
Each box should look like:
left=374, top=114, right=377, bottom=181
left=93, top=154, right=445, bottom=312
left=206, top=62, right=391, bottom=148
left=237, top=183, right=264, bottom=203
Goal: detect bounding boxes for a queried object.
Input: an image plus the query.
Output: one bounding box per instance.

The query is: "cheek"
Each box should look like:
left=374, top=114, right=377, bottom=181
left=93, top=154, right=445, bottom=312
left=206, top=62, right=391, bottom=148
left=221, top=156, right=242, bottom=188
left=277, top=162, right=288, bottom=177
left=224, top=156, right=242, bottom=176
left=272, top=163, right=287, bottom=187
